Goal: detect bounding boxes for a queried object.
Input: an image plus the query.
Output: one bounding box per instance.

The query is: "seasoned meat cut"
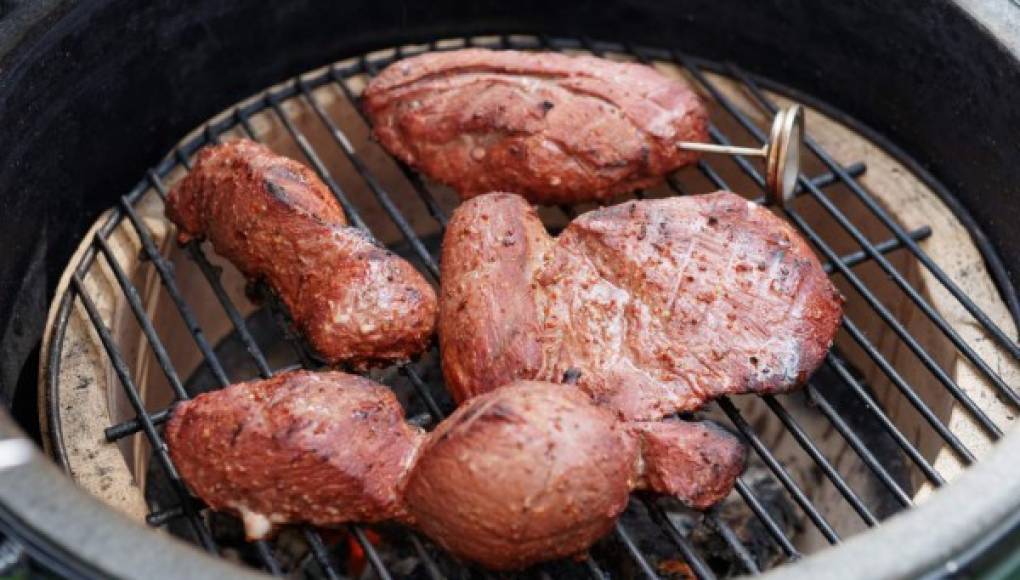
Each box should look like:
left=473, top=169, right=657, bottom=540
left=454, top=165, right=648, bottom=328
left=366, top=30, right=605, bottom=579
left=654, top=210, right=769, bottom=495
left=404, top=380, right=636, bottom=569
left=165, top=370, right=426, bottom=538
left=167, top=372, right=745, bottom=569
left=440, top=192, right=843, bottom=420
left=407, top=382, right=745, bottom=569
left=629, top=420, right=748, bottom=510
left=363, top=48, right=708, bottom=205
left=166, top=140, right=437, bottom=366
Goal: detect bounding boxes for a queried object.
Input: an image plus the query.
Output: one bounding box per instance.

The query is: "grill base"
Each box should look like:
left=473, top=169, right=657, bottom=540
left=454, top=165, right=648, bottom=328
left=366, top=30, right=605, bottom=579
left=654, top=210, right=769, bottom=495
left=40, top=36, right=1020, bottom=578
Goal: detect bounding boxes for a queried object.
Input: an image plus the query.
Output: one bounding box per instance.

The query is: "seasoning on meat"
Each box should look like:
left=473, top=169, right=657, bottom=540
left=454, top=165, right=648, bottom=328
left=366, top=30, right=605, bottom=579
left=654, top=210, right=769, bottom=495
left=165, top=140, right=437, bottom=367
left=167, top=372, right=745, bottom=569
left=403, top=380, right=637, bottom=569
left=440, top=192, right=844, bottom=420
left=363, top=48, right=709, bottom=205
left=630, top=420, right=748, bottom=510
left=165, top=370, right=426, bottom=538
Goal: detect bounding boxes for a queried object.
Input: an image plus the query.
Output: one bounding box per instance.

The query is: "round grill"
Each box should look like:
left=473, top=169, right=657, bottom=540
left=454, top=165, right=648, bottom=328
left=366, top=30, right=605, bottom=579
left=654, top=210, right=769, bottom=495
left=41, top=34, right=1020, bottom=579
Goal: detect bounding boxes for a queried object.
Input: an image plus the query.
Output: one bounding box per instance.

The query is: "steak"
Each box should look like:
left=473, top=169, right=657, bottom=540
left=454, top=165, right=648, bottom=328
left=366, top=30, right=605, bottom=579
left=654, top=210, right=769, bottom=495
left=363, top=48, right=708, bottom=205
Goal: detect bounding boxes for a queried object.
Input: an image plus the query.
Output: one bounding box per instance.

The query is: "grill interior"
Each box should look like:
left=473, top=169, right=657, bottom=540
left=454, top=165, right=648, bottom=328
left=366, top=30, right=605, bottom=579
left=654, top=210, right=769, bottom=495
left=42, top=34, right=1020, bottom=579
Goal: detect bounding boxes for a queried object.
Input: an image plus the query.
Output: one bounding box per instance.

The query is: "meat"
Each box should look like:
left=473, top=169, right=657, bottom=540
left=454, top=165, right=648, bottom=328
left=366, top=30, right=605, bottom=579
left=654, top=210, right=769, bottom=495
left=362, top=48, right=708, bottom=205
left=404, top=381, right=636, bottom=569
left=630, top=420, right=748, bottom=510
left=440, top=192, right=843, bottom=420
left=165, top=140, right=437, bottom=367
left=167, top=372, right=745, bottom=569
left=407, top=382, right=745, bottom=569
left=165, top=370, right=426, bottom=538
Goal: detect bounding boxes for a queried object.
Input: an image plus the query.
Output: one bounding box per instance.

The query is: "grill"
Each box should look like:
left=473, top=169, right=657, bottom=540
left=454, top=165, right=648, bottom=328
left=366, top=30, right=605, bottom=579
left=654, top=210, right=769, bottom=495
left=41, top=33, right=1020, bottom=579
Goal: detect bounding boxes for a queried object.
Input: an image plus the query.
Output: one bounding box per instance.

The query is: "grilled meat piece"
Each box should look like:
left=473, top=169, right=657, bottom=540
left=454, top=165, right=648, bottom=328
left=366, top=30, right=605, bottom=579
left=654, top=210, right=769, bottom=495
left=363, top=48, right=708, bottom=205
left=165, top=370, right=426, bottom=539
left=167, top=372, right=745, bottom=569
left=440, top=192, right=843, bottom=420
left=630, top=420, right=748, bottom=510
left=404, top=380, right=636, bottom=570
left=165, top=140, right=437, bottom=367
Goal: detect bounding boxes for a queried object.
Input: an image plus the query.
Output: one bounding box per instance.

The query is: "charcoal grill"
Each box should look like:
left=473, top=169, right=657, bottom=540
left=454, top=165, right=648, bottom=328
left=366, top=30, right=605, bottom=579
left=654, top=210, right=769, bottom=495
left=1, top=2, right=1019, bottom=579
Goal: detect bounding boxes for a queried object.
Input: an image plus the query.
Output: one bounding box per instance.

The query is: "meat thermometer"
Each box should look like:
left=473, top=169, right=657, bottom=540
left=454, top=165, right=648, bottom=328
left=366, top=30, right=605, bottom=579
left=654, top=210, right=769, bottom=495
left=676, top=105, right=803, bottom=206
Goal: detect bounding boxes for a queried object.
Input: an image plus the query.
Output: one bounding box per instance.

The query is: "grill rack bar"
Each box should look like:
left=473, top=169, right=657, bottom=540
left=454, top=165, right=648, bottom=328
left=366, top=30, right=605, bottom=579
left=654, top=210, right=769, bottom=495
left=344, top=53, right=450, bottom=228
left=645, top=500, right=719, bottom=580
left=119, top=201, right=232, bottom=389
left=302, top=529, right=342, bottom=580
left=42, top=33, right=1020, bottom=580
left=614, top=522, right=661, bottom=580
left=804, top=379, right=920, bottom=498
left=705, top=508, right=762, bottom=574
left=732, top=478, right=800, bottom=560
left=717, top=398, right=841, bottom=544
left=69, top=275, right=219, bottom=554
left=761, top=394, right=879, bottom=526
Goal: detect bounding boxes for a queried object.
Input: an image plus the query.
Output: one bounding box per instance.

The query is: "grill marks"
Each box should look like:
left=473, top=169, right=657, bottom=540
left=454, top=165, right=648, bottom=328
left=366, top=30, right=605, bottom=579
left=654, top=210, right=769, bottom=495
left=440, top=192, right=844, bottom=421
left=363, top=48, right=709, bottom=204
left=165, top=140, right=437, bottom=367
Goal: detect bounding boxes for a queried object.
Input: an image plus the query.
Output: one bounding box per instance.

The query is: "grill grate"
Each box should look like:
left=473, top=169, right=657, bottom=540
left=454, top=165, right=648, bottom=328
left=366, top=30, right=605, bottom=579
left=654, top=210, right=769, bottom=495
left=45, top=34, right=1020, bottom=579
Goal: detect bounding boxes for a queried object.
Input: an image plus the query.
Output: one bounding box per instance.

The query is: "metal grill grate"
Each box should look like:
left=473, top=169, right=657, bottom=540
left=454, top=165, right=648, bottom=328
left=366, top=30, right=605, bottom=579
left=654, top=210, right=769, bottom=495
left=45, top=34, right=1020, bottom=579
